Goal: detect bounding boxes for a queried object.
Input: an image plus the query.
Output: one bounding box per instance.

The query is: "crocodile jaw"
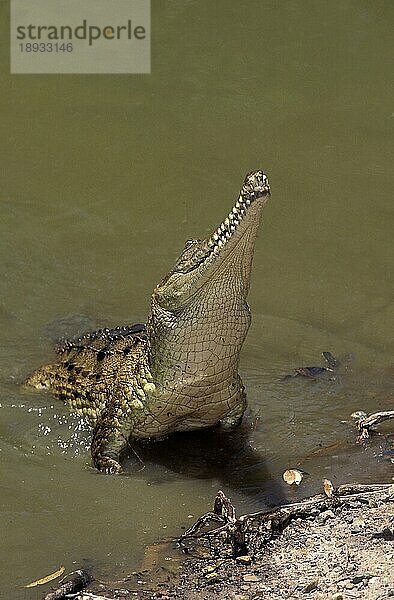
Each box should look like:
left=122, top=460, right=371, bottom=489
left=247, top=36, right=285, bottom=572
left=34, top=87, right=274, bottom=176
left=152, top=171, right=270, bottom=309
left=147, top=170, right=270, bottom=392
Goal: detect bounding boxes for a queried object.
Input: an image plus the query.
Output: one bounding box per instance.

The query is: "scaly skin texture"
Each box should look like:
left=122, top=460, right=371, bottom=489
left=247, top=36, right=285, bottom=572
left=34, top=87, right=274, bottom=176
left=26, top=171, right=271, bottom=473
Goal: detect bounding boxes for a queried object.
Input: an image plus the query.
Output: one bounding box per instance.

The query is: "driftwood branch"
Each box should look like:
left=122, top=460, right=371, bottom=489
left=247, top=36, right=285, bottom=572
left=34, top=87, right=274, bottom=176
left=179, top=483, right=394, bottom=558
left=357, top=410, right=394, bottom=441
left=43, top=570, right=92, bottom=600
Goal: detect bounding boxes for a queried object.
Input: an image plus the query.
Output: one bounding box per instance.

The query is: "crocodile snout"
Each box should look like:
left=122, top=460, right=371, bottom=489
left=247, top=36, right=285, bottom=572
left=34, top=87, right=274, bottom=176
left=242, top=170, right=270, bottom=201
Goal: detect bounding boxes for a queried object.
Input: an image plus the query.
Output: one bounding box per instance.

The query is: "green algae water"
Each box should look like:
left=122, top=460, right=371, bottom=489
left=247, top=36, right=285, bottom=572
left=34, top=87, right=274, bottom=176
left=1, top=1, right=393, bottom=597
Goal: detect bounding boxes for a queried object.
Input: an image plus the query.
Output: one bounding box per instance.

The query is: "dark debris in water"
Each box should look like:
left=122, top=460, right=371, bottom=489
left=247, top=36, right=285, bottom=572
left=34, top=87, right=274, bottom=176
left=282, top=351, right=344, bottom=381
left=43, top=568, right=93, bottom=600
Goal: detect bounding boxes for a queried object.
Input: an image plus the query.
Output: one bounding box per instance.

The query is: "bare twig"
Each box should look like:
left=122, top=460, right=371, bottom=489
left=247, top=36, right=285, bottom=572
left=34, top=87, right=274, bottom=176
left=43, top=569, right=92, bottom=600
left=357, top=410, right=394, bottom=441
left=179, top=483, right=394, bottom=558
left=343, top=543, right=349, bottom=570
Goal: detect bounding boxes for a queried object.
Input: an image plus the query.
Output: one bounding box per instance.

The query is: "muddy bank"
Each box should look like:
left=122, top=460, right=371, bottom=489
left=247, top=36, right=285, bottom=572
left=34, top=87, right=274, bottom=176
left=46, top=484, right=393, bottom=600
left=173, top=491, right=394, bottom=600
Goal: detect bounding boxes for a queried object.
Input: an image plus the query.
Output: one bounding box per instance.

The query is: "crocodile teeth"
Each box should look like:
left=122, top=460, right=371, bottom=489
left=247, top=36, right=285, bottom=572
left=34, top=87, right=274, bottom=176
left=207, top=185, right=260, bottom=257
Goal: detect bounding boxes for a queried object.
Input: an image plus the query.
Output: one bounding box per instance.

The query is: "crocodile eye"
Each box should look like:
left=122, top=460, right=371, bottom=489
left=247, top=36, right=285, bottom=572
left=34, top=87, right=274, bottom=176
left=183, top=238, right=201, bottom=250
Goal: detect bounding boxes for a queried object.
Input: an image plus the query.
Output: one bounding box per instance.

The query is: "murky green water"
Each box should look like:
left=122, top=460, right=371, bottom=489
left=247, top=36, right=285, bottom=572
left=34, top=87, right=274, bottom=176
left=1, top=1, right=393, bottom=597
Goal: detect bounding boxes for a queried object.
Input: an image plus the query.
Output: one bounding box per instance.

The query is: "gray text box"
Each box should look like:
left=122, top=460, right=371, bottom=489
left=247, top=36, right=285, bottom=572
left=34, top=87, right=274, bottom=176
left=11, top=0, right=150, bottom=74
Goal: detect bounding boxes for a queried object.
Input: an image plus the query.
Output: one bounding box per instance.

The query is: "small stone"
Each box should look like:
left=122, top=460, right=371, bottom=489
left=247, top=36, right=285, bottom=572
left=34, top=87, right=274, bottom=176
left=204, top=565, right=217, bottom=575
left=332, top=594, right=344, bottom=599
left=345, top=582, right=354, bottom=590
left=205, top=572, right=220, bottom=583
left=236, top=555, right=252, bottom=565
left=352, top=574, right=372, bottom=585
left=302, top=580, right=318, bottom=593
left=351, top=527, right=361, bottom=534
left=343, top=514, right=354, bottom=524
left=319, top=510, right=335, bottom=523
left=243, top=574, right=260, bottom=582
left=234, top=596, right=249, bottom=600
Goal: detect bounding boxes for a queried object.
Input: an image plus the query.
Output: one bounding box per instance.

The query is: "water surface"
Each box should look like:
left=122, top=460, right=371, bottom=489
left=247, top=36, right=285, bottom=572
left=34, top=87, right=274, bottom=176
left=0, top=1, right=393, bottom=598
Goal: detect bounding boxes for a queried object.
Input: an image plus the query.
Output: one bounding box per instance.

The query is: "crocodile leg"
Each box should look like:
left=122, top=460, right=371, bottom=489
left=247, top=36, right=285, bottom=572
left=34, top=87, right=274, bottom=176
left=91, top=401, right=127, bottom=473
left=90, top=382, right=145, bottom=474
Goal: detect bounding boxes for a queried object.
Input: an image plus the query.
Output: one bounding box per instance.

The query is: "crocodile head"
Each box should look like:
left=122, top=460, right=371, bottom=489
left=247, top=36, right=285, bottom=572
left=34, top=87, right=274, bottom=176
left=147, top=170, right=271, bottom=388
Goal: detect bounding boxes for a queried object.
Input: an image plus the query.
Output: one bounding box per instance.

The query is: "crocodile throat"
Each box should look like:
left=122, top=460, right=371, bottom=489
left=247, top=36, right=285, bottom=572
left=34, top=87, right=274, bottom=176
left=147, top=170, right=271, bottom=412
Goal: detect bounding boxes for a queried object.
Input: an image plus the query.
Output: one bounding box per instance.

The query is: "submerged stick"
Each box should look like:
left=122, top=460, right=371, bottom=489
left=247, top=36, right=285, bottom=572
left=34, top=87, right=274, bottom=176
left=24, top=565, right=65, bottom=588
left=357, top=410, right=394, bottom=440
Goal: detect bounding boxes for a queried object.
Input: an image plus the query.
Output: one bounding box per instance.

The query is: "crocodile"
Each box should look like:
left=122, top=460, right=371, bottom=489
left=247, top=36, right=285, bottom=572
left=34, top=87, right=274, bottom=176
left=26, top=170, right=271, bottom=474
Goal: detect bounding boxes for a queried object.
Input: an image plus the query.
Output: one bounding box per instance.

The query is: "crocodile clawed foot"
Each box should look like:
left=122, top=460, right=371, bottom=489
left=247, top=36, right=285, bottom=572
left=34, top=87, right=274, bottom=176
left=93, top=456, right=123, bottom=475
left=105, top=463, right=123, bottom=475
